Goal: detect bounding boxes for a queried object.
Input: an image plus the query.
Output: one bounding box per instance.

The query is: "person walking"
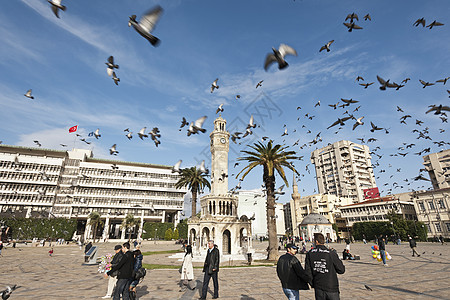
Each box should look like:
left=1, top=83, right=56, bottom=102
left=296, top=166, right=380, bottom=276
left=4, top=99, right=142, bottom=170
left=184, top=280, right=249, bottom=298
left=180, top=245, right=195, bottom=291
left=129, top=249, right=143, bottom=294
left=408, top=236, right=420, bottom=257
left=102, top=245, right=124, bottom=299
left=48, top=247, right=54, bottom=257
left=106, top=242, right=135, bottom=300
left=276, top=243, right=310, bottom=300
left=199, top=240, right=219, bottom=299
left=305, top=233, right=345, bottom=300
left=0, top=241, right=3, bottom=257
left=378, top=235, right=388, bottom=267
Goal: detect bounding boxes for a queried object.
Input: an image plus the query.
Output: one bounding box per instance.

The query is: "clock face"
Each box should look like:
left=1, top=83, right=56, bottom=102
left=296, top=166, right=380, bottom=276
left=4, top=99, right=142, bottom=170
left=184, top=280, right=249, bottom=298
left=220, top=138, right=226, bottom=144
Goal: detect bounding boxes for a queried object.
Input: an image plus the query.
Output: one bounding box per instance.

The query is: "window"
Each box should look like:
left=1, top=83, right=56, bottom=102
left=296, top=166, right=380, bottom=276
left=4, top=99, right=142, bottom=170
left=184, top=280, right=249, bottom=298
left=446, top=223, right=450, bottom=232
left=418, top=201, right=425, bottom=211
left=426, top=224, right=431, bottom=233
left=435, top=223, right=442, bottom=233
left=438, top=200, right=445, bottom=209
left=428, top=201, right=435, bottom=210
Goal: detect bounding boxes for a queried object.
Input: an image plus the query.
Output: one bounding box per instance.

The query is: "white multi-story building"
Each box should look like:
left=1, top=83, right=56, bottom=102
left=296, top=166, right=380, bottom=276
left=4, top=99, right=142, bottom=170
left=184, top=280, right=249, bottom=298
left=412, top=188, right=450, bottom=239
left=423, top=150, right=450, bottom=190
left=311, top=140, right=377, bottom=203
left=0, top=145, right=187, bottom=241
left=339, top=196, right=417, bottom=227
left=236, top=189, right=285, bottom=238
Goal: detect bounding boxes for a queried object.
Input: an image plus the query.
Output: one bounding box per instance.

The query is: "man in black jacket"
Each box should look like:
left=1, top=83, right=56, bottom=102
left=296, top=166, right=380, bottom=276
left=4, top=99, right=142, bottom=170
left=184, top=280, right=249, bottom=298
left=106, top=242, right=135, bottom=300
left=200, top=240, right=219, bottom=299
left=305, top=233, right=345, bottom=300
left=408, top=235, right=420, bottom=257
left=276, top=243, right=311, bottom=300
left=102, top=245, right=123, bottom=299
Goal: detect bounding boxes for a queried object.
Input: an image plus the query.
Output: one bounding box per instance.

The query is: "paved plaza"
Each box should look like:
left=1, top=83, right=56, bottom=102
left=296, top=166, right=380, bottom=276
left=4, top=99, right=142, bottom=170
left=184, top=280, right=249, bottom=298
left=0, top=241, right=449, bottom=300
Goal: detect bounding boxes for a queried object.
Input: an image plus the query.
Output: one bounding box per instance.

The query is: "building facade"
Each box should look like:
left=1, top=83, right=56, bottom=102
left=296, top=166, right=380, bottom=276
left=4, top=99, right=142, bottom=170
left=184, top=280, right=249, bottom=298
left=339, top=196, right=417, bottom=227
left=423, top=150, right=450, bottom=190
left=311, top=140, right=377, bottom=202
left=411, top=188, right=450, bottom=239
left=0, top=145, right=186, bottom=241
left=188, top=116, right=252, bottom=258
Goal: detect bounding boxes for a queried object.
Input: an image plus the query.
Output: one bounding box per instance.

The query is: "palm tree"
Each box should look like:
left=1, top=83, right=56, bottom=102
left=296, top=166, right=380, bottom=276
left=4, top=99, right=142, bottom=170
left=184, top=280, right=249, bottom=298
left=237, top=141, right=298, bottom=260
left=175, top=167, right=211, bottom=219
left=88, top=211, right=103, bottom=243
left=121, top=214, right=138, bottom=241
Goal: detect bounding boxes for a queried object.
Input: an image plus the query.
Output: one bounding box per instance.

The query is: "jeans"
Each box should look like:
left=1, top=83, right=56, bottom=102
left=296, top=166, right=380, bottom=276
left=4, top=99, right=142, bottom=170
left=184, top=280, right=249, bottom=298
left=282, top=288, right=299, bottom=300
left=314, top=289, right=340, bottom=300
left=380, top=250, right=387, bottom=265
left=113, top=278, right=130, bottom=300
left=201, top=272, right=218, bottom=298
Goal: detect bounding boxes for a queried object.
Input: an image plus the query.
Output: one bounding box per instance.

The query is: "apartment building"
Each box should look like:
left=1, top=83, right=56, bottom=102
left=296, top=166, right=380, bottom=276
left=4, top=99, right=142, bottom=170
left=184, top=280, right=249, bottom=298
left=0, top=145, right=187, bottom=241
left=423, top=149, right=450, bottom=190
left=311, top=140, right=377, bottom=203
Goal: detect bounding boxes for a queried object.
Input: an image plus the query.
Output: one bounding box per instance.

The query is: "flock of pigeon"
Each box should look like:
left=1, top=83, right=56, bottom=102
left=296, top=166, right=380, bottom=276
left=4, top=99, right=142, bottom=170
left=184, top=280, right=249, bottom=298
left=18, top=2, right=450, bottom=196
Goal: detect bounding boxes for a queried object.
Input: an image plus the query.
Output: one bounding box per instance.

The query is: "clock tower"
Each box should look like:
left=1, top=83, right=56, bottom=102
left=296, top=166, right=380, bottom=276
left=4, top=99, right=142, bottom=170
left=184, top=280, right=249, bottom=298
left=210, top=116, right=230, bottom=196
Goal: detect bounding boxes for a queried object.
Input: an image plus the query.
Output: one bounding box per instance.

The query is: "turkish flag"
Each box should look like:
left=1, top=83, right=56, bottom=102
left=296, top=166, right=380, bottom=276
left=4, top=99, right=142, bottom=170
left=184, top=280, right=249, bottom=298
left=69, top=125, right=78, bottom=133
left=363, top=187, right=380, bottom=199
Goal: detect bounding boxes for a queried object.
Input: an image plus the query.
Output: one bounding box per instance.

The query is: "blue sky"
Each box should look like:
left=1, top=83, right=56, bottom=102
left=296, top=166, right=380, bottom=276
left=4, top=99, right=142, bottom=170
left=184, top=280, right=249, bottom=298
left=0, top=0, right=449, bottom=206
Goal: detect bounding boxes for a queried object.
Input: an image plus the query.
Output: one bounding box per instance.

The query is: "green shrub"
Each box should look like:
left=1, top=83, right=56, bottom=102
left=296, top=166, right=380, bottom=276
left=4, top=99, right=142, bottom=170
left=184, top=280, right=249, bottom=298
left=0, top=217, right=77, bottom=240
left=142, top=222, right=174, bottom=240
left=164, top=228, right=173, bottom=240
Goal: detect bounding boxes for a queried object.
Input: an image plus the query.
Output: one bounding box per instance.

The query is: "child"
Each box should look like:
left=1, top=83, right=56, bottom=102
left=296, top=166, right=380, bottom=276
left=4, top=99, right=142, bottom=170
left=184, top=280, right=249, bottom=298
left=49, top=247, right=54, bottom=257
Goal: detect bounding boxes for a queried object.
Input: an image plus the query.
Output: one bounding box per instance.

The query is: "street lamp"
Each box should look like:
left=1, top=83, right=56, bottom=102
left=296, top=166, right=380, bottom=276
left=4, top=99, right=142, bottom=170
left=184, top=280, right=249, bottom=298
left=154, top=228, right=158, bottom=244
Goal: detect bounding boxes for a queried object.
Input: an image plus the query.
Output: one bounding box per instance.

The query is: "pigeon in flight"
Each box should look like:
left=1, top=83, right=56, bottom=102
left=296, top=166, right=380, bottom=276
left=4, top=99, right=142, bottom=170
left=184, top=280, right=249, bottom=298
left=345, top=13, right=359, bottom=22
left=172, top=160, right=182, bottom=173
left=34, top=140, right=42, bottom=147
left=327, top=116, right=352, bottom=129
left=359, top=82, right=374, bottom=89
left=187, top=116, right=207, bottom=136
left=211, top=78, right=219, bottom=93
left=1, top=285, right=19, bottom=300
left=216, top=103, right=224, bottom=114
left=138, top=127, right=148, bottom=140
left=319, top=40, right=334, bottom=52
left=24, top=89, right=34, bottom=99
left=247, top=115, right=256, bottom=130
left=436, top=77, right=449, bottom=85
left=94, top=128, right=101, bottom=139
left=314, top=100, right=321, bottom=107
left=106, top=56, right=119, bottom=76
left=179, top=117, right=189, bottom=130
left=377, top=75, right=396, bottom=90
left=199, top=160, right=208, bottom=174
left=364, top=285, right=373, bottom=291
left=109, top=144, right=119, bottom=155
left=341, top=98, right=359, bottom=105
left=364, top=14, right=371, bottom=21
left=256, top=80, right=264, bottom=88
left=126, top=132, right=133, bottom=140
left=426, top=105, right=450, bottom=115
left=274, top=184, right=285, bottom=195
left=426, top=20, right=444, bottom=29
left=396, top=106, right=404, bottom=112
left=343, top=22, right=363, bottom=32
left=352, top=117, right=364, bottom=130
left=48, top=0, right=66, bottom=19
left=419, top=79, right=434, bottom=88
left=111, top=71, right=120, bottom=85
left=414, top=18, right=426, bottom=27
left=356, top=76, right=364, bottom=81
left=230, top=132, right=242, bottom=144
left=370, top=122, right=383, bottom=132
left=235, top=95, right=241, bottom=100
left=264, top=44, right=297, bottom=71
left=128, top=5, right=163, bottom=46
left=60, top=144, right=67, bottom=147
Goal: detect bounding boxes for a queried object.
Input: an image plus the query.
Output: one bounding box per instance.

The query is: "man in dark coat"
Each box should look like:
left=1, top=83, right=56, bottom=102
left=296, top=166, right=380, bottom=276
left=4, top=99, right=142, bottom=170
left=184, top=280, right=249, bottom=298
left=102, top=245, right=124, bottom=299
left=305, top=233, right=345, bottom=300
left=276, top=243, right=310, bottom=300
left=106, top=242, right=135, bottom=300
left=408, top=235, right=420, bottom=257
left=199, top=240, right=219, bottom=299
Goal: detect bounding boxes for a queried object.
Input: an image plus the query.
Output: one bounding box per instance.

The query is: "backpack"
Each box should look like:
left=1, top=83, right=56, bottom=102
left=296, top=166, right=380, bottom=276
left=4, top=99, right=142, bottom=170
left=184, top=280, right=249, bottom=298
left=134, top=267, right=146, bottom=280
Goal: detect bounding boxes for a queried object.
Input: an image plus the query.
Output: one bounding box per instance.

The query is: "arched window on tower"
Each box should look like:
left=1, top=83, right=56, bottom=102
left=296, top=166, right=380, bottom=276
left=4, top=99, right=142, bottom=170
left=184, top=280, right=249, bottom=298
left=230, top=202, right=233, bottom=215
left=219, top=201, right=222, bottom=215
left=209, top=202, right=212, bottom=215
left=213, top=201, right=216, bottom=215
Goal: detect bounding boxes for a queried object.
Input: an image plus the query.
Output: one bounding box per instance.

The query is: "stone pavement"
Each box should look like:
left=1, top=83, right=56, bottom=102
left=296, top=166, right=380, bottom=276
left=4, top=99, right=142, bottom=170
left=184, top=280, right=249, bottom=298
left=0, top=241, right=449, bottom=299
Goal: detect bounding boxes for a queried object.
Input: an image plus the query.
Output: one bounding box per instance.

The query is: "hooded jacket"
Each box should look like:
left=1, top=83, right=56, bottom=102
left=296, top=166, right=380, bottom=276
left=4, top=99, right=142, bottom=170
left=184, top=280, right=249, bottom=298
left=305, top=245, right=345, bottom=293
left=277, top=252, right=310, bottom=290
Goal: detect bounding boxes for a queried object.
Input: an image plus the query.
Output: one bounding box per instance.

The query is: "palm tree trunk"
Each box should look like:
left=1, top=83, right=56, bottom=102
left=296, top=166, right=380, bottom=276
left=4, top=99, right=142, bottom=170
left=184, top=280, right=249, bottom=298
left=265, top=171, right=278, bottom=260
left=93, top=223, right=97, bottom=243
left=191, top=189, right=197, bottom=218
left=128, top=227, right=132, bottom=241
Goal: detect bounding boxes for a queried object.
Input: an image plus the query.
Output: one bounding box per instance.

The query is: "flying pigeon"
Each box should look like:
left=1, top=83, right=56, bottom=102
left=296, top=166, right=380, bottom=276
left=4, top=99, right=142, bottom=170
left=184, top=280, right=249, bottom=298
left=109, top=144, right=119, bottom=155
left=364, top=285, right=373, bottom=291
left=48, top=0, right=66, bottom=19
left=111, top=71, right=120, bottom=85
left=1, top=285, right=19, bottom=300
left=128, top=5, right=163, bottom=46
left=413, top=18, right=426, bottom=27
left=370, top=122, right=383, bottom=132
left=235, top=95, right=241, bottom=100
left=352, top=117, right=364, bottom=130
left=343, top=22, right=363, bottom=32
left=364, top=14, right=371, bottom=21
left=172, top=160, right=182, bottom=173
left=327, top=116, right=352, bottom=129
left=126, top=132, right=133, bottom=140
left=341, top=98, right=359, bottom=105
left=246, top=115, right=256, bottom=129
left=199, top=160, right=208, bottom=174
left=187, top=116, right=207, bottom=136
left=426, top=105, right=450, bottom=115
left=426, top=20, right=444, bottom=29
left=345, top=13, right=359, bottom=22
left=24, top=89, right=34, bottom=99
left=256, top=80, right=263, bottom=88
left=274, top=184, right=285, bottom=195
left=319, top=40, right=334, bottom=52
left=106, top=56, right=119, bottom=76
left=264, top=44, right=298, bottom=71
left=94, top=128, right=101, bottom=139
left=211, top=78, right=219, bottom=93
left=216, top=103, right=224, bottom=114
left=138, top=127, right=148, bottom=140
left=436, top=77, right=449, bottom=85
left=179, top=117, right=189, bottom=130
left=356, top=76, right=364, bottom=81
left=314, top=100, right=321, bottom=107
left=419, top=79, right=434, bottom=88
left=377, top=75, right=396, bottom=90
left=359, top=82, right=374, bottom=89
left=33, top=140, right=42, bottom=147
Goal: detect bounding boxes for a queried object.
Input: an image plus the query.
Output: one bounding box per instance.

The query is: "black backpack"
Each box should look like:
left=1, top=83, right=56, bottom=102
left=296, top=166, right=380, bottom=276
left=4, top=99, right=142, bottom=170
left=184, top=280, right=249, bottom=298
left=134, top=267, right=146, bottom=280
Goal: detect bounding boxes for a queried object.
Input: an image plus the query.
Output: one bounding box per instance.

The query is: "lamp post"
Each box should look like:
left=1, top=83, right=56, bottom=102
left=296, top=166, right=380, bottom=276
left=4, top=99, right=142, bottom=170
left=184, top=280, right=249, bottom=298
left=154, top=228, right=158, bottom=244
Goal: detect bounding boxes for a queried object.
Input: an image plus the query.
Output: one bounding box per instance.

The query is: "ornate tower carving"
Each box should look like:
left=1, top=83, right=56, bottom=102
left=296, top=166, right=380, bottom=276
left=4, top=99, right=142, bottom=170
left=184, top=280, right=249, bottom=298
left=210, top=116, right=230, bottom=196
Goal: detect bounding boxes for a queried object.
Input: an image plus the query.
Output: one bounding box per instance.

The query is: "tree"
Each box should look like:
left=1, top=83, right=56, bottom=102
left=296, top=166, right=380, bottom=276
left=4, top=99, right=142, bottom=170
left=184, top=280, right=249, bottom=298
left=175, top=167, right=211, bottom=218
left=88, top=212, right=103, bottom=243
left=121, top=214, right=138, bottom=241
left=173, top=228, right=180, bottom=240
left=237, top=141, right=298, bottom=260
left=165, top=228, right=173, bottom=240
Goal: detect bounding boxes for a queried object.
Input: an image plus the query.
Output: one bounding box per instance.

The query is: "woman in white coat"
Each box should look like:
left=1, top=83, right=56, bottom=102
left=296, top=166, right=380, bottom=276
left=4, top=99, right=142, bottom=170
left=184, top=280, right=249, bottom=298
left=180, top=245, right=195, bottom=291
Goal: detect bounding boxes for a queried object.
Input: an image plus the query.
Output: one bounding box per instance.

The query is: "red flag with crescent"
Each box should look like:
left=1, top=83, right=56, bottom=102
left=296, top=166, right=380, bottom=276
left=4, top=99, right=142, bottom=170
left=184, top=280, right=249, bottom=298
left=69, top=125, right=78, bottom=133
